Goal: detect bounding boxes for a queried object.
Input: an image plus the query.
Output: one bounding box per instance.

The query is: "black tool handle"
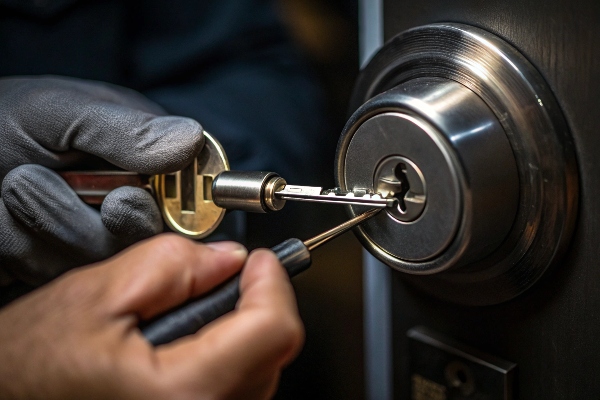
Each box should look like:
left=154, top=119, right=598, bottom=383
left=142, top=238, right=311, bottom=346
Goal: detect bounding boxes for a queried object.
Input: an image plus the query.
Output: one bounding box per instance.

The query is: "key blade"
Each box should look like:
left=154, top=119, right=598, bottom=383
left=276, top=185, right=394, bottom=208
left=59, top=171, right=151, bottom=205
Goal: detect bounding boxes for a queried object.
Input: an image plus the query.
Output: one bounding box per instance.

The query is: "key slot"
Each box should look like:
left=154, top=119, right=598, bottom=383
left=374, top=156, right=426, bottom=222
left=180, top=161, right=196, bottom=212
left=395, top=162, right=411, bottom=213
left=203, top=175, right=214, bottom=201
left=164, top=174, right=177, bottom=198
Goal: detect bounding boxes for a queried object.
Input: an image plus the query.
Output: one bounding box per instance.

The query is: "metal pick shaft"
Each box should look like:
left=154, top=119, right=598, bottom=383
left=304, top=208, right=381, bottom=251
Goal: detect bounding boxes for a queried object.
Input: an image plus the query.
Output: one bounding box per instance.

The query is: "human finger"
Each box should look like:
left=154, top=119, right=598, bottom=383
left=155, top=249, right=304, bottom=399
left=95, top=235, right=248, bottom=320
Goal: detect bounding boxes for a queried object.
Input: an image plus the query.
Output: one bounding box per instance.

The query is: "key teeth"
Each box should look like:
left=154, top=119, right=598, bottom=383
left=278, top=185, right=391, bottom=207
left=352, top=188, right=368, bottom=197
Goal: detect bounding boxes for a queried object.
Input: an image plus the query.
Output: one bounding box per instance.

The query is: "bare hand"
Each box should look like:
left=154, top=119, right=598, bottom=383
left=0, top=234, right=304, bottom=399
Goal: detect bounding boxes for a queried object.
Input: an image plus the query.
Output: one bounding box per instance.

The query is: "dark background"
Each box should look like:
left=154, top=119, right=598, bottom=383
left=273, top=1, right=366, bottom=398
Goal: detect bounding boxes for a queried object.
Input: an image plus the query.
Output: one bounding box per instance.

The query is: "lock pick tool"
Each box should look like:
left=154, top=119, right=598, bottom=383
left=142, top=208, right=381, bottom=346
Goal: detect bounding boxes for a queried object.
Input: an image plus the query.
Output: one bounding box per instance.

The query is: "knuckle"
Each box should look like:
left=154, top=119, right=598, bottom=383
left=3, top=165, right=53, bottom=194
left=259, top=308, right=305, bottom=354
left=55, top=268, right=102, bottom=305
left=281, top=313, right=306, bottom=352
left=244, top=250, right=282, bottom=279
left=3, top=165, right=32, bottom=191
left=150, top=234, right=197, bottom=265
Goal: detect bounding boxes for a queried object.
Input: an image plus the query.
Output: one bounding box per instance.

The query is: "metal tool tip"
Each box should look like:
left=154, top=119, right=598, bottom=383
left=304, top=208, right=382, bottom=251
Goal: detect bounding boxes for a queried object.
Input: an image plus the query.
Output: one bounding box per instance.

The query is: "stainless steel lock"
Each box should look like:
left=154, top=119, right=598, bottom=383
left=337, top=23, right=579, bottom=305
left=342, top=77, right=519, bottom=266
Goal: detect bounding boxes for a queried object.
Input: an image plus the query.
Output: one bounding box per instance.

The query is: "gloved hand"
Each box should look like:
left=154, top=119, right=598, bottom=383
left=0, top=76, right=205, bottom=287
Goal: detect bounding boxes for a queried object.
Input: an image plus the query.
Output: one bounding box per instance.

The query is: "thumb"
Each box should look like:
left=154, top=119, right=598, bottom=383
left=92, top=235, right=248, bottom=320
left=156, top=250, right=304, bottom=386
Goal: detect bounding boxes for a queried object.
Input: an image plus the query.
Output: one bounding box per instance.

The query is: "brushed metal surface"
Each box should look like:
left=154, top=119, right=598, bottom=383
left=211, top=170, right=283, bottom=213
left=341, top=77, right=518, bottom=272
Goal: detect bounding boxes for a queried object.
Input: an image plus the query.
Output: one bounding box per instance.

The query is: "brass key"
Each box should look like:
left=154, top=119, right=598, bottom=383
left=60, top=132, right=229, bottom=239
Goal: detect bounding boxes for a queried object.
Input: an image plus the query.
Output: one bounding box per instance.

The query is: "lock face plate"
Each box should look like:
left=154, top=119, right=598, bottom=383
left=153, top=132, right=229, bottom=239
left=342, top=77, right=519, bottom=272
left=346, top=109, right=464, bottom=263
left=337, top=23, right=578, bottom=305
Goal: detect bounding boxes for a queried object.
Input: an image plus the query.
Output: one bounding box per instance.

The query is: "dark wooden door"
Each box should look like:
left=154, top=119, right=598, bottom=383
left=383, top=1, right=600, bottom=399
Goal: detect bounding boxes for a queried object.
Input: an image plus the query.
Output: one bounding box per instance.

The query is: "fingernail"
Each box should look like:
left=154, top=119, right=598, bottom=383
left=206, top=241, right=248, bottom=257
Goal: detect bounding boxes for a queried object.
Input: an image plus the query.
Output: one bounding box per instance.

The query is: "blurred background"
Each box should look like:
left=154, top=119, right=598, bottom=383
left=273, top=1, right=365, bottom=398
left=0, top=0, right=365, bottom=396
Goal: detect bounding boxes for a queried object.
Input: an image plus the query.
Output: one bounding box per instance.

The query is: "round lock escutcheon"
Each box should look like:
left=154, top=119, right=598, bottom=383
left=336, top=23, right=578, bottom=305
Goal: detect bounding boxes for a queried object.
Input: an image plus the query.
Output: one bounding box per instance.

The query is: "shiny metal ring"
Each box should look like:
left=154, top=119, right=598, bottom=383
left=337, top=23, right=578, bottom=305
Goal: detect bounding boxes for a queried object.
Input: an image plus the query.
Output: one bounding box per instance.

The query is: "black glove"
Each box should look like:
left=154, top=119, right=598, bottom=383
left=0, top=76, right=204, bottom=286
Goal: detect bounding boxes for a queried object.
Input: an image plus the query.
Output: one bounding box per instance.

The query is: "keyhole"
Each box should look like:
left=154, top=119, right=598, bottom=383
left=456, top=369, right=468, bottom=384
left=373, top=155, right=426, bottom=223
left=394, top=163, right=411, bottom=213
left=444, top=361, right=475, bottom=396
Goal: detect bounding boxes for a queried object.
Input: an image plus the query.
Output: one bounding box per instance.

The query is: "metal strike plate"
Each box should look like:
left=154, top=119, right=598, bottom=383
left=153, top=132, right=229, bottom=239
left=408, top=326, right=516, bottom=400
